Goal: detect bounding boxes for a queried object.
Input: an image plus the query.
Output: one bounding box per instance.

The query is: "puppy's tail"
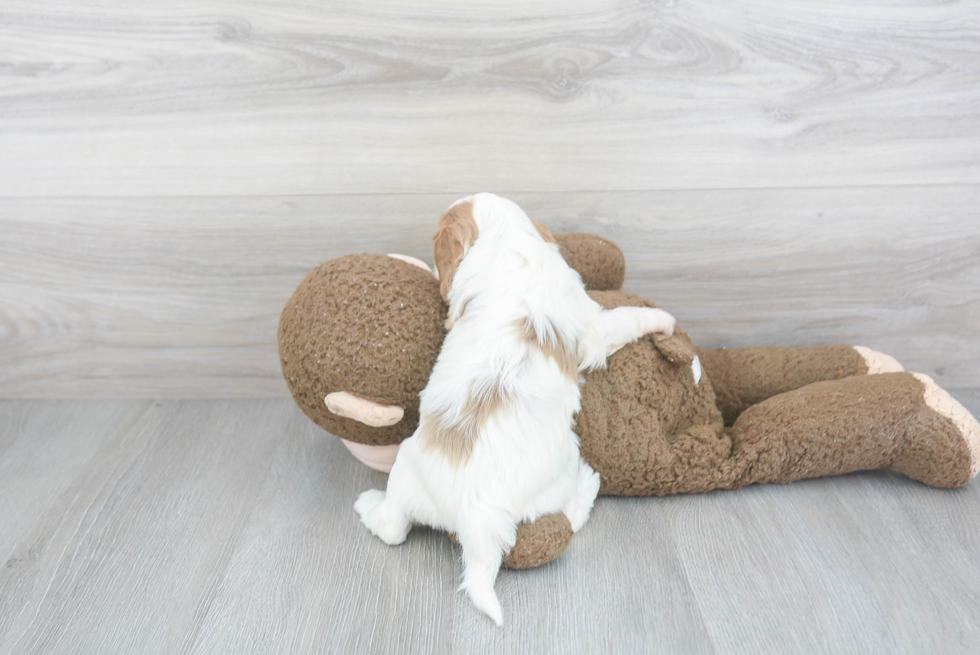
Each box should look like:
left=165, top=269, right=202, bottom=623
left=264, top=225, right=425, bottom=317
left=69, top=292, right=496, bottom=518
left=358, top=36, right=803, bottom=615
left=456, top=507, right=517, bottom=626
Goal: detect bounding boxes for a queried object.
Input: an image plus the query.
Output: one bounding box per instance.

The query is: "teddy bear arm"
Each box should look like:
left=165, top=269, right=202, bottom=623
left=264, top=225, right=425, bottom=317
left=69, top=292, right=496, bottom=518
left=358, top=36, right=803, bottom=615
left=696, top=345, right=891, bottom=426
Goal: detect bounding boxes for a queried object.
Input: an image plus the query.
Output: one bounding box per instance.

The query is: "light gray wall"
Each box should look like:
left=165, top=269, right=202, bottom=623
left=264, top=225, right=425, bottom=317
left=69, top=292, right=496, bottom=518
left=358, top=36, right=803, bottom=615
left=2, top=0, right=977, bottom=397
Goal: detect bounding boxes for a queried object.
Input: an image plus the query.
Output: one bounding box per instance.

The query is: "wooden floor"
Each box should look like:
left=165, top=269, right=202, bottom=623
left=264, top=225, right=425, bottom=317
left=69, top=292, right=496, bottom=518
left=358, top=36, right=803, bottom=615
left=1, top=396, right=979, bottom=654
left=3, top=0, right=980, bottom=652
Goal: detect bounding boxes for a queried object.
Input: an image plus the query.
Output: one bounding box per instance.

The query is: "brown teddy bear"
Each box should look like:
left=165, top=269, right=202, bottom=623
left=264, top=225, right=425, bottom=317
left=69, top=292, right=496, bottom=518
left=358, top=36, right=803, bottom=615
left=278, top=234, right=980, bottom=569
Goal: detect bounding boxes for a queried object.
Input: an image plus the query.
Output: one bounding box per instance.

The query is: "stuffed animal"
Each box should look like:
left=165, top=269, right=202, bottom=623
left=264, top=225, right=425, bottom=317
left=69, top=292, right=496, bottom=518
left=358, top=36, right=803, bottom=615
left=278, top=234, right=980, bottom=568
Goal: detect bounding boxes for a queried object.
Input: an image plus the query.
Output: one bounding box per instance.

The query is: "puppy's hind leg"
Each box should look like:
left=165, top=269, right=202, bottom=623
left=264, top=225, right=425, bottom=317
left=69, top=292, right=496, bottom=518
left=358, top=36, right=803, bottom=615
left=456, top=507, right=518, bottom=626
left=563, top=459, right=601, bottom=532
left=355, top=458, right=427, bottom=545
left=354, top=489, right=412, bottom=545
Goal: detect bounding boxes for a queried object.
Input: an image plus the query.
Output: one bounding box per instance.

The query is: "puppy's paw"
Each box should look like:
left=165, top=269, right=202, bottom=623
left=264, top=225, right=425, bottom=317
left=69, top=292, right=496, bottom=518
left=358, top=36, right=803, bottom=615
left=642, top=308, right=676, bottom=337
left=354, top=488, right=386, bottom=517
left=564, top=463, right=601, bottom=532
left=355, top=489, right=410, bottom=545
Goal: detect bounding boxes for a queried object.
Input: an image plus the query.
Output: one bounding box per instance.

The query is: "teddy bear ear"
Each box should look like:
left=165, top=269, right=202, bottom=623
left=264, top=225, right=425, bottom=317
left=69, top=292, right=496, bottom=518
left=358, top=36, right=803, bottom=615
left=325, top=392, right=403, bottom=472
left=325, top=392, right=405, bottom=427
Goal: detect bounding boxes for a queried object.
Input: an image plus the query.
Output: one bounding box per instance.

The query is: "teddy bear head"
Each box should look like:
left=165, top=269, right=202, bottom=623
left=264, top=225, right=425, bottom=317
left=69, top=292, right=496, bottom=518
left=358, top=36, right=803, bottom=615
left=278, top=253, right=447, bottom=449
left=278, top=234, right=630, bottom=467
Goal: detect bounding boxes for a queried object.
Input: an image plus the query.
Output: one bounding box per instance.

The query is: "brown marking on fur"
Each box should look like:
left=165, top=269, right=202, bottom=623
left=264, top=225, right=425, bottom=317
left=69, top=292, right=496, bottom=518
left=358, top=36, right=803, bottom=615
left=463, top=379, right=513, bottom=426
left=418, top=411, right=475, bottom=466
left=432, top=200, right=478, bottom=301
left=515, top=317, right=578, bottom=381
left=533, top=220, right=557, bottom=244
left=419, top=379, right=513, bottom=465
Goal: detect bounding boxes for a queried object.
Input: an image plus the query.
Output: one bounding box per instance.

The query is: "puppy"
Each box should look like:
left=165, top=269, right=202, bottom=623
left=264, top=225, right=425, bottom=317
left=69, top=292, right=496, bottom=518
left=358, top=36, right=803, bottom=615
left=355, top=193, right=675, bottom=625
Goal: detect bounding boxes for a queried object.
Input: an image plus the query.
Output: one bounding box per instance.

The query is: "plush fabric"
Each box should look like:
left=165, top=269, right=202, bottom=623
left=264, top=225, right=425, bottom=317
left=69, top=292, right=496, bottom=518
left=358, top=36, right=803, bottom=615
left=278, top=254, right=445, bottom=446
left=278, top=235, right=980, bottom=567
left=450, top=514, right=574, bottom=570
left=554, top=233, right=625, bottom=292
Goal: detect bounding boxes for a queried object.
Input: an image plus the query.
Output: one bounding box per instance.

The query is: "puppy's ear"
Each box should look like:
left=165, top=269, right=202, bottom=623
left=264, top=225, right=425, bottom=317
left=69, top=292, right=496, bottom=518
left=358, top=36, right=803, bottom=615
left=532, top=219, right=557, bottom=244
left=432, top=200, right=478, bottom=301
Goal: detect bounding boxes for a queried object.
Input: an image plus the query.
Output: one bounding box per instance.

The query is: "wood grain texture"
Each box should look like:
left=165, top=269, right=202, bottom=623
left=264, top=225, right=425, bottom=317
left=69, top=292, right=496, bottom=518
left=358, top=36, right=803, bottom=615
left=2, top=398, right=979, bottom=653
left=3, top=1, right=978, bottom=650
left=2, top=187, right=978, bottom=397
left=0, top=400, right=149, bottom=559
left=663, top=473, right=980, bottom=653
left=0, top=400, right=292, bottom=654
left=1, top=0, right=978, bottom=196
left=189, top=417, right=459, bottom=655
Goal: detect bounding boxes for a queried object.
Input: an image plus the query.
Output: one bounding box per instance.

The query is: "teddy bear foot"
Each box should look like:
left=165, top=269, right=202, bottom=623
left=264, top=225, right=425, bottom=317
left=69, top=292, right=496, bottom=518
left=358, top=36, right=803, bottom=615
left=853, top=346, right=904, bottom=374
left=889, top=374, right=980, bottom=488
left=896, top=374, right=980, bottom=486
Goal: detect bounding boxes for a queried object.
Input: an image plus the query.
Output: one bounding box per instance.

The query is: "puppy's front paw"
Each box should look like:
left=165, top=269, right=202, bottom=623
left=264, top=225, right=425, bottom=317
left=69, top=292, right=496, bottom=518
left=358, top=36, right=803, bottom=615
left=643, top=308, right=675, bottom=337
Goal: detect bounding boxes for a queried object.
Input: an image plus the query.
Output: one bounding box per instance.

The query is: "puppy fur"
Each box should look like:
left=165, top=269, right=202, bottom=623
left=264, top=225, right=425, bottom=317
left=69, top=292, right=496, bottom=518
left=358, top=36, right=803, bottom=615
left=355, top=193, right=675, bottom=625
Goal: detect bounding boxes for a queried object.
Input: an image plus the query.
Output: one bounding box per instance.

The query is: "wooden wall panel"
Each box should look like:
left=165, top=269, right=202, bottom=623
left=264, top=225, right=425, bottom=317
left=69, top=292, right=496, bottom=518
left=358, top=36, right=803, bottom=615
left=1, top=0, right=978, bottom=196
left=1, top=187, right=977, bottom=396
left=1, top=0, right=976, bottom=396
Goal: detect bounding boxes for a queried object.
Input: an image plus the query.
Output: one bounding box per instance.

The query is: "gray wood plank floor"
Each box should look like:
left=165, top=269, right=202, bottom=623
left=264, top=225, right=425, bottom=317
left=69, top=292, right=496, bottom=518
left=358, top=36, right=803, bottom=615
left=2, top=397, right=979, bottom=654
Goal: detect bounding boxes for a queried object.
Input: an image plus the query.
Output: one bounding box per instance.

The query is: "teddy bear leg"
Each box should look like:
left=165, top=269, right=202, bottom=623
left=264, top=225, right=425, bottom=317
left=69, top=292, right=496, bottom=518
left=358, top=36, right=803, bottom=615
left=470, top=460, right=593, bottom=571
left=500, top=514, right=575, bottom=570
left=450, top=513, right=575, bottom=570
left=698, top=345, right=903, bottom=425
left=726, top=372, right=979, bottom=489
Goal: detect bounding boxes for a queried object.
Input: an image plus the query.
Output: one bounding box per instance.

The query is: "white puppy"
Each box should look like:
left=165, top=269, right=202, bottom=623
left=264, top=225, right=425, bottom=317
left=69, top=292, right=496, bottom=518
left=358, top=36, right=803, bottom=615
left=354, top=193, right=675, bottom=625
